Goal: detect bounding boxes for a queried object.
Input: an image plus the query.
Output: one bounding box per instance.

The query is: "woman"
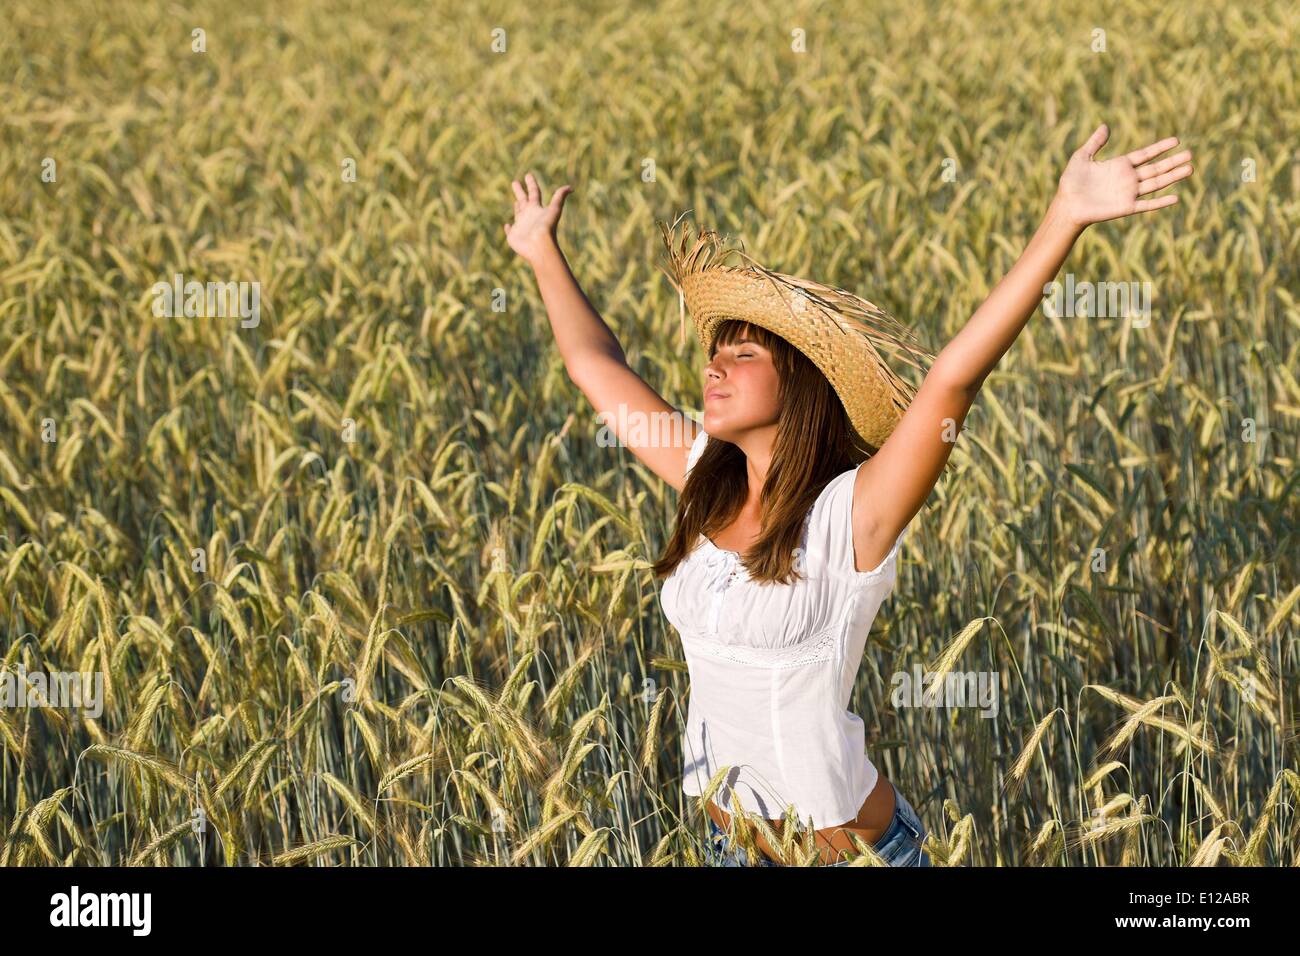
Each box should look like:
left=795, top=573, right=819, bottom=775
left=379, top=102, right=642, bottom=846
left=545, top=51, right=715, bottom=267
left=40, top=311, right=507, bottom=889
left=504, top=124, right=1193, bottom=866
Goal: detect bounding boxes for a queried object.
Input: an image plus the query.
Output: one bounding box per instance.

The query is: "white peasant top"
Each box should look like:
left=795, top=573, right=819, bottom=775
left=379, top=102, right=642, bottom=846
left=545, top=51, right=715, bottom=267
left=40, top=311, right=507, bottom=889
left=660, top=427, right=906, bottom=830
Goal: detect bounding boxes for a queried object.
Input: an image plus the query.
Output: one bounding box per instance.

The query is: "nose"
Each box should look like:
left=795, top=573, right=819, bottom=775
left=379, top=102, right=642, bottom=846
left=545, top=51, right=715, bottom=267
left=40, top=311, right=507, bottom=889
left=704, top=355, right=724, bottom=380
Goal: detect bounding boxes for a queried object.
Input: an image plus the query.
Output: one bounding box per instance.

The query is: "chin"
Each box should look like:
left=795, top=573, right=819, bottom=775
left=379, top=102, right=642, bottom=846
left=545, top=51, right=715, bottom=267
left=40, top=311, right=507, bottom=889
left=700, top=414, right=741, bottom=443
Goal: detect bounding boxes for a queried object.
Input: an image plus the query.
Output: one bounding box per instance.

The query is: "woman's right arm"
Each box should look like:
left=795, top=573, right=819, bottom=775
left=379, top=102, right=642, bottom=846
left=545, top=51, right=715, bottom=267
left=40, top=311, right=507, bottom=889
left=506, top=172, right=699, bottom=491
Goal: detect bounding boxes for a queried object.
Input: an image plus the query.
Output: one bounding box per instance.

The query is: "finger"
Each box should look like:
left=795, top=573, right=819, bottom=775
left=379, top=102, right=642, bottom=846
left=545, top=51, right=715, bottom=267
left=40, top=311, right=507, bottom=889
left=511, top=179, right=527, bottom=204
left=1137, top=149, right=1192, bottom=180
left=1125, top=136, right=1180, bottom=166
left=1136, top=163, right=1193, bottom=195
left=1132, top=194, right=1179, bottom=214
left=1079, top=123, right=1109, bottom=159
left=526, top=172, right=541, bottom=204
left=549, top=185, right=573, bottom=209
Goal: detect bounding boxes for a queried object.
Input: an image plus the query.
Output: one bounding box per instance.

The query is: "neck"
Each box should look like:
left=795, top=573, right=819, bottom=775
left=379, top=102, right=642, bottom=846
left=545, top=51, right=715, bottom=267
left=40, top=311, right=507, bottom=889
left=734, top=426, right=777, bottom=504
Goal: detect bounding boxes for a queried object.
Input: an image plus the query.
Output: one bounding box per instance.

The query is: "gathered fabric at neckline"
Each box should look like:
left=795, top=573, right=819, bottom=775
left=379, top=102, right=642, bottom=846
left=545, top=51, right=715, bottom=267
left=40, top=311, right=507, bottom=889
left=696, top=497, right=818, bottom=574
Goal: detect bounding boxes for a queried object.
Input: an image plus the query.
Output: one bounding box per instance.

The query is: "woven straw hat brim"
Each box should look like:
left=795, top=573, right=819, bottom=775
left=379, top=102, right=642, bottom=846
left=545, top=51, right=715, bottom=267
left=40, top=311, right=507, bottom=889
left=657, top=212, right=933, bottom=452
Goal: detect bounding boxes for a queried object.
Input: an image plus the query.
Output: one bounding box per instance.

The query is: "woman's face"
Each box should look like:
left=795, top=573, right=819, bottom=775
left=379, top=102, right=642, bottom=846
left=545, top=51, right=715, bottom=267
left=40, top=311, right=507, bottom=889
left=701, top=333, right=782, bottom=440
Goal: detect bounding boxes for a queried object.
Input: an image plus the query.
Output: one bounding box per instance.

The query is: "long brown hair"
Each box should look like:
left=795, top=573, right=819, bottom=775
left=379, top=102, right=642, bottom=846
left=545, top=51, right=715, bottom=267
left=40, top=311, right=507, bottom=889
left=653, top=320, right=865, bottom=585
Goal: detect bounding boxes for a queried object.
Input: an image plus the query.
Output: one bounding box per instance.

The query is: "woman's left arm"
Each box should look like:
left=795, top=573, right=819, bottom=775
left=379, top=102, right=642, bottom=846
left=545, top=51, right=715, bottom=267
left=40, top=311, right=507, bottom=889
left=851, top=124, right=1194, bottom=571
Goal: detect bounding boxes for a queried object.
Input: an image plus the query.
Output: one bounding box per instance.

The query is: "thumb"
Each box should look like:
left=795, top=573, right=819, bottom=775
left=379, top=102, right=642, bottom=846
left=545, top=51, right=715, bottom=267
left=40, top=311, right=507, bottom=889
left=550, top=185, right=574, bottom=210
left=1079, top=123, right=1108, bottom=159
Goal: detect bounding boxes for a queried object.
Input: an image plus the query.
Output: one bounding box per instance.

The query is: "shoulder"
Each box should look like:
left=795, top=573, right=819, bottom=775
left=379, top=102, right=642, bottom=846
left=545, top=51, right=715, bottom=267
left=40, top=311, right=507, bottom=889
left=809, top=463, right=908, bottom=580
left=810, top=464, right=861, bottom=517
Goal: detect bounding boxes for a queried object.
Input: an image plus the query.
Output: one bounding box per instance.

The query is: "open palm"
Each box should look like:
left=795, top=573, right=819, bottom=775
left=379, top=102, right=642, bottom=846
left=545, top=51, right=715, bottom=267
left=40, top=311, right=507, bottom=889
left=504, top=171, right=574, bottom=264
left=1056, top=124, right=1193, bottom=227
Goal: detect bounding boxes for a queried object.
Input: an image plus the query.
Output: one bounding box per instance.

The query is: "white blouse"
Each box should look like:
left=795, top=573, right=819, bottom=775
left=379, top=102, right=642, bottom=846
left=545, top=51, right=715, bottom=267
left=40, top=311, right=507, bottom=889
left=660, top=427, right=906, bottom=830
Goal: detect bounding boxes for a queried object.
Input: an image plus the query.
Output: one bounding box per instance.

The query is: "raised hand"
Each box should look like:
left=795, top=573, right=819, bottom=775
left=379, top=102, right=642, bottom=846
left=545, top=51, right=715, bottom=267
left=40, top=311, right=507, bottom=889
left=1055, top=124, right=1193, bottom=228
left=504, top=171, right=574, bottom=265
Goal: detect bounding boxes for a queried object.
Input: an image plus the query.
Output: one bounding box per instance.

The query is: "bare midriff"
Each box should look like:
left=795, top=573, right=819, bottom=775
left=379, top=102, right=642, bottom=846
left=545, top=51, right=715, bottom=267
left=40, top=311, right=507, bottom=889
left=705, top=773, right=897, bottom=866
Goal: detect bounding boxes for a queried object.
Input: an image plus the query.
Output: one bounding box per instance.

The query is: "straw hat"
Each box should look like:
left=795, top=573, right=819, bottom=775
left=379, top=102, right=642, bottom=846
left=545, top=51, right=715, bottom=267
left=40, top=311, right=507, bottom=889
left=656, top=211, right=933, bottom=453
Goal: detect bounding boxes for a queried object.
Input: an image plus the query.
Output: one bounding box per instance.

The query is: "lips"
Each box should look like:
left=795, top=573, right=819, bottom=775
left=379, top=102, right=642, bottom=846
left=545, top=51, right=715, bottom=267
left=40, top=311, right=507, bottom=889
left=704, top=389, right=728, bottom=402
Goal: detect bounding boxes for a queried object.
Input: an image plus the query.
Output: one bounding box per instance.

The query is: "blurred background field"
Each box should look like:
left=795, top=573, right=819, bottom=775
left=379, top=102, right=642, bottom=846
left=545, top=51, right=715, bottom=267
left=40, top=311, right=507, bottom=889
left=0, top=0, right=1297, bottom=865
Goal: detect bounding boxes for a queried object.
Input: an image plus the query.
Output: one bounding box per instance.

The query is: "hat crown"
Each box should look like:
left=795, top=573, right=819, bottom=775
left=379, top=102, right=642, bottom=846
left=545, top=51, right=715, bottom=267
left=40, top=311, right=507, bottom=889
left=658, top=213, right=932, bottom=452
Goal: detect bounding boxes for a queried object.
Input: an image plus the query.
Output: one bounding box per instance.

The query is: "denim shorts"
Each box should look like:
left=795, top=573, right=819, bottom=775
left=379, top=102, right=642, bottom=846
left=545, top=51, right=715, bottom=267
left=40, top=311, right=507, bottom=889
left=703, top=781, right=931, bottom=867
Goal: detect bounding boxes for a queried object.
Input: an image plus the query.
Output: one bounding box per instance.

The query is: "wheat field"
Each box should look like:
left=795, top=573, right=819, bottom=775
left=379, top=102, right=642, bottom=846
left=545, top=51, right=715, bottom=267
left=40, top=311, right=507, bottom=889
left=1, top=0, right=1297, bottom=866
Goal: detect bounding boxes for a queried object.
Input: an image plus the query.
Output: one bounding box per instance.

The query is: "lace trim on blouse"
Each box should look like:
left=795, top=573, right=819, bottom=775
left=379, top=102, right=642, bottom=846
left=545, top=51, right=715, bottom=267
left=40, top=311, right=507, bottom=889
left=680, top=622, right=841, bottom=668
